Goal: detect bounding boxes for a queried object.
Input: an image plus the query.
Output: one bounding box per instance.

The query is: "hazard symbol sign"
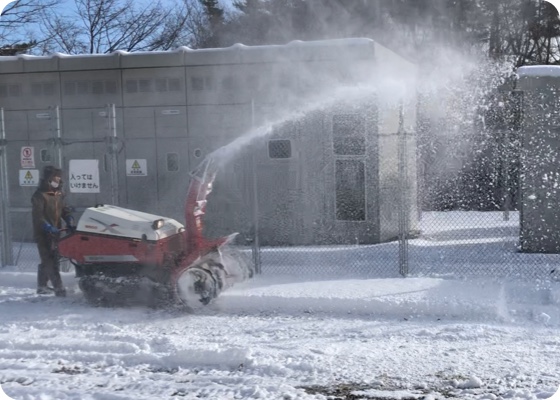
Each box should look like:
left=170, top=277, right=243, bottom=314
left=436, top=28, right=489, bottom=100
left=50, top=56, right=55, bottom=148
left=126, top=159, right=147, bottom=176
left=19, top=169, right=39, bottom=186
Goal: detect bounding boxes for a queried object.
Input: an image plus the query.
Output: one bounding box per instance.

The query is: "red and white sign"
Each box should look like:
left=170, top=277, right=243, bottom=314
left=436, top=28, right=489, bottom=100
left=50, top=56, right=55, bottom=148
left=21, top=146, right=35, bottom=168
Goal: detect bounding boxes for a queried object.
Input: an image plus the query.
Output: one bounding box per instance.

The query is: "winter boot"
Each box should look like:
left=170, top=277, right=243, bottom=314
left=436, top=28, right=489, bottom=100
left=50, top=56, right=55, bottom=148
left=37, top=286, right=54, bottom=295
left=54, top=288, right=67, bottom=297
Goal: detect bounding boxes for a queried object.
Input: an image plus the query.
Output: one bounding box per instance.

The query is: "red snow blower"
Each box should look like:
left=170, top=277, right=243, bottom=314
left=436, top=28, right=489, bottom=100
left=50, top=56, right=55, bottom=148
left=58, top=158, right=254, bottom=308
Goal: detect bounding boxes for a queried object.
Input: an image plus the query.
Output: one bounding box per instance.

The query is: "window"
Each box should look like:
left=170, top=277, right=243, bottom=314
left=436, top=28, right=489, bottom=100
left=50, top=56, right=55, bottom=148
left=9, top=84, right=21, bottom=97
left=40, top=149, right=52, bottom=163
left=31, top=83, right=42, bottom=96
left=169, top=78, right=181, bottom=91
left=64, top=82, right=76, bottom=96
left=105, top=81, right=117, bottom=94
left=335, top=160, right=366, bottom=221
left=31, top=82, right=55, bottom=96
left=92, top=81, right=104, bottom=95
left=167, top=153, right=179, bottom=172
left=191, top=77, right=204, bottom=91
left=333, top=114, right=366, bottom=155
left=268, top=140, right=292, bottom=159
left=139, top=79, right=151, bottom=92
left=0, top=85, right=7, bottom=98
left=77, top=81, right=89, bottom=95
left=125, top=80, right=138, bottom=93
left=156, top=78, right=167, bottom=92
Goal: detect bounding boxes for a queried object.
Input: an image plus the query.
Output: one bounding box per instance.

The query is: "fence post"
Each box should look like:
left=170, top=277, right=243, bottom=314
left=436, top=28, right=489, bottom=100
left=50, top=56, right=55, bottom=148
left=106, top=104, right=120, bottom=205
left=250, top=99, right=262, bottom=274
left=397, top=101, right=409, bottom=277
left=53, top=106, right=63, bottom=168
left=0, top=108, right=13, bottom=267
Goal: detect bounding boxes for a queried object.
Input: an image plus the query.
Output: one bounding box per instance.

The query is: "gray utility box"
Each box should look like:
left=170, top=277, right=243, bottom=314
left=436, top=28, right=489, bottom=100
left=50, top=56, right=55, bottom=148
left=517, top=66, right=560, bottom=253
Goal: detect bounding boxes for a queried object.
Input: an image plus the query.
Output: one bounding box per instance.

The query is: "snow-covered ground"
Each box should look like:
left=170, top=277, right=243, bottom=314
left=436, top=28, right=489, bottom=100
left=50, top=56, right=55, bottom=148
left=1, top=212, right=560, bottom=400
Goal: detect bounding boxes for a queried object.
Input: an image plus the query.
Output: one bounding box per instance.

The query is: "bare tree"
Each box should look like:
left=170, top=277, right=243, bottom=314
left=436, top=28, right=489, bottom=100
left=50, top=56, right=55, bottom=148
left=40, top=0, right=204, bottom=54
left=0, top=0, right=59, bottom=52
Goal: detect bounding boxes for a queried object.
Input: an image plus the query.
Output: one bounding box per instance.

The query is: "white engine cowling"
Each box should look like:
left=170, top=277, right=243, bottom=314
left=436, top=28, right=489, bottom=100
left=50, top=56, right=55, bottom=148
left=77, top=204, right=184, bottom=241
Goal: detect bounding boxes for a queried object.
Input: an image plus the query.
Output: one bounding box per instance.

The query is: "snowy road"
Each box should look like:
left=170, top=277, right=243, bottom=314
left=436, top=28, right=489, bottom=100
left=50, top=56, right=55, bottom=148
left=1, top=271, right=560, bottom=400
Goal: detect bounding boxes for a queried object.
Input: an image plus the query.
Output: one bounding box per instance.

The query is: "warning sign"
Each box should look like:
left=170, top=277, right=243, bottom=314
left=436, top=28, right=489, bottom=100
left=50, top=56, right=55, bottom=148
left=21, top=146, right=35, bottom=168
left=69, top=159, right=100, bottom=193
left=126, top=159, right=147, bottom=176
left=19, top=169, right=39, bottom=186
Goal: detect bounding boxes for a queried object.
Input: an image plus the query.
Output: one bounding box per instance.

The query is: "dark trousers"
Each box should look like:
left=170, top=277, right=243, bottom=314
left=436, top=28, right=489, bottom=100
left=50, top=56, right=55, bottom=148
left=36, top=236, right=63, bottom=290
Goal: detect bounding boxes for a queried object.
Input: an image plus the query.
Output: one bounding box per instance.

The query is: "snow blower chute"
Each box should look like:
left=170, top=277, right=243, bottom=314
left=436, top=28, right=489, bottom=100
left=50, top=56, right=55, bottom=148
left=58, top=157, right=254, bottom=308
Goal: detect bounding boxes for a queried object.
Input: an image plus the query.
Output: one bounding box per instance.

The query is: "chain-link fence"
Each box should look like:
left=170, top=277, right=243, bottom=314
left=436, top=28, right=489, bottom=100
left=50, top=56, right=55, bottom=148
left=1, top=107, right=559, bottom=283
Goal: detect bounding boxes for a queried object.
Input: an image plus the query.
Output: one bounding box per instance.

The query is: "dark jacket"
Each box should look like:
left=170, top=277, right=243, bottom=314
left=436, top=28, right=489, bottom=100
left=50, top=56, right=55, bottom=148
left=31, top=178, right=71, bottom=240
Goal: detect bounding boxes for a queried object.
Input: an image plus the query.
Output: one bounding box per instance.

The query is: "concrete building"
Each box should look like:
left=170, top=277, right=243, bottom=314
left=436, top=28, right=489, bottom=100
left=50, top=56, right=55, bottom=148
left=0, top=38, right=417, bottom=246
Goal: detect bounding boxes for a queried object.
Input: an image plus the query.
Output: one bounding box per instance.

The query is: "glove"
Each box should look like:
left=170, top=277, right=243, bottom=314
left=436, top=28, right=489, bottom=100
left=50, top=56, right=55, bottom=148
left=64, top=216, right=76, bottom=233
left=42, top=223, right=59, bottom=235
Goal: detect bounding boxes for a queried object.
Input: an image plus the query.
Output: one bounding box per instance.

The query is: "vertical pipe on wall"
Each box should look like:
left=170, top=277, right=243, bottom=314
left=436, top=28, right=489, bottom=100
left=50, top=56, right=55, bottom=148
left=250, top=99, right=261, bottom=274
left=53, top=106, right=63, bottom=168
left=107, top=104, right=120, bottom=205
left=0, top=108, right=13, bottom=267
left=397, top=101, right=409, bottom=277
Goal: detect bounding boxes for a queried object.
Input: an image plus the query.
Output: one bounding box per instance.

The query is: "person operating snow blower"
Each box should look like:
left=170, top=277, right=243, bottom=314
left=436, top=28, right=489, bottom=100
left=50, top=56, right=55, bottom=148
left=31, top=166, right=75, bottom=297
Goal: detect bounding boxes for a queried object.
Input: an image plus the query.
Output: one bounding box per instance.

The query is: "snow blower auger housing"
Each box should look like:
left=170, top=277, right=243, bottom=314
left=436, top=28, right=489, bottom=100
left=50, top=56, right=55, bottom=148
left=58, top=158, right=254, bottom=308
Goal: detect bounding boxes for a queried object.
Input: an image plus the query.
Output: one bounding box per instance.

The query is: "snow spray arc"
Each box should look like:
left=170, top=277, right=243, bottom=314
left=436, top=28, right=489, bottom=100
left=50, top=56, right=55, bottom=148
left=0, top=384, right=15, bottom=400
left=544, top=0, right=560, bottom=15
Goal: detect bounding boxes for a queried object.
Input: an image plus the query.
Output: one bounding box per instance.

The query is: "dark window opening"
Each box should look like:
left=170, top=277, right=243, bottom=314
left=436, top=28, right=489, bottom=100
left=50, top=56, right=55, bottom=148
left=169, top=78, right=181, bottom=91
left=43, top=82, right=55, bottom=96
left=139, top=79, right=151, bottom=92
left=77, top=81, right=89, bottom=95
left=92, top=81, right=104, bottom=94
left=191, top=77, right=204, bottom=91
left=31, top=83, right=42, bottom=96
left=0, top=85, right=7, bottom=97
left=64, top=82, right=76, bottom=96
left=167, top=153, right=179, bottom=172
left=156, top=78, right=167, bottom=92
left=125, top=80, right=138, bottom=93
left=105, top=81, right=117, bottom=94
left=9, top=84, right=21, bottom=97
left=335, top=160, right=366, bottom=221
left=204, top=77, right=214, bottom=90
left=333, top=114, right=366, bottom=155
left=268, top=140, right=292, bottom=159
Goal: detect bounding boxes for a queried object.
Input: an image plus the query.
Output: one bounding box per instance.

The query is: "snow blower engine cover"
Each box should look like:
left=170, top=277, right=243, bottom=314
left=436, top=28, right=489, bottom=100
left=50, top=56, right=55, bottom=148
left=77, top=204, right=184, bottom=241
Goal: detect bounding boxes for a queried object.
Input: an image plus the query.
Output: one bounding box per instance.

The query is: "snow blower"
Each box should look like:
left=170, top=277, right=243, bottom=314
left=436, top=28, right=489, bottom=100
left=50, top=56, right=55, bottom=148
left=58, top=157, right=254, bottom=308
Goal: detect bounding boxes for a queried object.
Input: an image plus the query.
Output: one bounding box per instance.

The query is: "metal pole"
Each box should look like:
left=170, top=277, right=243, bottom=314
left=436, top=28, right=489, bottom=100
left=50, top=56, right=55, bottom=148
left=0, top=108, right=13, bottom=267
left=397, top=101, right=409, bottom=277
left=53, top=106, right=63, bottom=168
left=502, top=129, right=511, bottom=222
left=107, top=104, right=120, bottom=205
left=250, top=99, right=261, bottom=274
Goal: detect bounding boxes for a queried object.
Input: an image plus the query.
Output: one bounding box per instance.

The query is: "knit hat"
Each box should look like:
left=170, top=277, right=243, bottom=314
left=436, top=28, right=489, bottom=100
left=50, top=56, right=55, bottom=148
left=43, top=165, right=62, bottom=180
